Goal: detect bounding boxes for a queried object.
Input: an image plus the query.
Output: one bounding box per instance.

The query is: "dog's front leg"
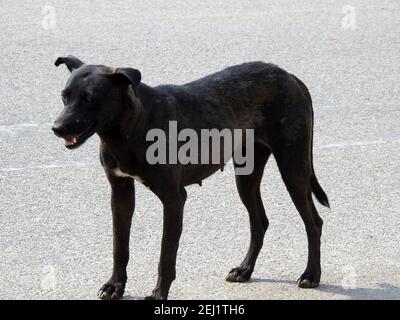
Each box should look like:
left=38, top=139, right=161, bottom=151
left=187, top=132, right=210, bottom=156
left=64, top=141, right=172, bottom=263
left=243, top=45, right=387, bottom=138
left=98, top=175, right=135, bottom=300
left=145, top=187, right=187, bottom=300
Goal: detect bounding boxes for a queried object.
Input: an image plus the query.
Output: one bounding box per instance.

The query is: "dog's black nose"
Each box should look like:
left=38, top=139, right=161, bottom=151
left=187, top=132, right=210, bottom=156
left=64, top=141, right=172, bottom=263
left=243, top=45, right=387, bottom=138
left=52, top=122, right=66, bottom=137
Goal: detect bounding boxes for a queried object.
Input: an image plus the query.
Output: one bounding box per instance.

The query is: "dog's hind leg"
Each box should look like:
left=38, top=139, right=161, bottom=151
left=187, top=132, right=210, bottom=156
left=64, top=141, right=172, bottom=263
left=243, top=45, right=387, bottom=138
left=273, top=139, right=323, bottom=288
left=226, top=143, right=271, bottom=282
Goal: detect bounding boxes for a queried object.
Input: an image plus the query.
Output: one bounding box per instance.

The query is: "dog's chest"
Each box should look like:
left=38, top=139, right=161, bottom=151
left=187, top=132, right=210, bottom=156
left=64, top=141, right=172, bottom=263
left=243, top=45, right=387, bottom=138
left=113, top=167, right=145, bottom=184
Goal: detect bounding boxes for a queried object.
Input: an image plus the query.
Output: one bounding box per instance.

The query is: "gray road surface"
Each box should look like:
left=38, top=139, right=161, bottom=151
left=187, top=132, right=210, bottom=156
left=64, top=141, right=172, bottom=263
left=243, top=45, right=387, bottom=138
left=0, top=0, right=399, bottom=299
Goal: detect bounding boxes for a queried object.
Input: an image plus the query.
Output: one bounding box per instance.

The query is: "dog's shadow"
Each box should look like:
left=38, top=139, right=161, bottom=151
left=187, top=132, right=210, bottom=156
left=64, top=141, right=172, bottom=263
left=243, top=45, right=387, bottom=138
left=120, top=279, right=400, bottom=300
left=251, top=278, right=400, bottom=300
left=122, top=295, right=145, bottom=300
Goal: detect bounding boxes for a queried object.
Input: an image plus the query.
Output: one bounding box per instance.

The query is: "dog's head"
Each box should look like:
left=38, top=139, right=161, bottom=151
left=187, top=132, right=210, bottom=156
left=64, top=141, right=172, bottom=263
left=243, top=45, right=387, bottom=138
left=52, top=55, right=141, bottom=149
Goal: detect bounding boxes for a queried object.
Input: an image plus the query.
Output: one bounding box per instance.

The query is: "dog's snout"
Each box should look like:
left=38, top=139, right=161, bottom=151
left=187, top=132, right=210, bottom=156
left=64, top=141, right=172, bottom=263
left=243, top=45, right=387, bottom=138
left=52, top=122, right=66, bottom=137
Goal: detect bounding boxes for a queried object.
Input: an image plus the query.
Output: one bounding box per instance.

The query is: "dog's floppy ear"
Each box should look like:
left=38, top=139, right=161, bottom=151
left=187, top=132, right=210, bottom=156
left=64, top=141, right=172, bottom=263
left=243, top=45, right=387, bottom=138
left=54, top=55, right=85, bottom=72
left=111, top=68, right=141, bottom=86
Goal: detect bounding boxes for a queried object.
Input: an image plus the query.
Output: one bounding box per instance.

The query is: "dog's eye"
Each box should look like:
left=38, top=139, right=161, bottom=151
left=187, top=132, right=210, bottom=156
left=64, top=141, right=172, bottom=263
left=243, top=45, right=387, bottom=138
left=81, top=92, right=91, bottom=103
left=61, top=92, right=67, bottom=103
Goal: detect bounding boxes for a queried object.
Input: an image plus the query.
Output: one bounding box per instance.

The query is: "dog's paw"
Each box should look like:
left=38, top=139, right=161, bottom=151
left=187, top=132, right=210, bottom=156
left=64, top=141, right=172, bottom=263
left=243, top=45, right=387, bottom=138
left=226, top=266, right=253, bottom=282
left=98, top=281, right=125, bottom=300
left=144, top=287, right=168, bottom=300
left=144, top=293, right=167, bottom=300
left=297, top=273, right=320, bottom=288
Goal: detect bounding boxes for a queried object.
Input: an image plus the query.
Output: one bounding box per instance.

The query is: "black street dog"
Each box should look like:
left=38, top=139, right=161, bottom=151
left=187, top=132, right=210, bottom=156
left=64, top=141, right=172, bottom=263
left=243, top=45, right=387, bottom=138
left=52, top=55, right=329, bottom=300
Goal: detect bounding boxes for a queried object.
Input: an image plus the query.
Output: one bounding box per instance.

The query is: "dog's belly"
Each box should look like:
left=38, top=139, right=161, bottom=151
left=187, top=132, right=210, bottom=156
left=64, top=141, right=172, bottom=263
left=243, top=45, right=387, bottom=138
left=181, top=163, right=223, bottom=186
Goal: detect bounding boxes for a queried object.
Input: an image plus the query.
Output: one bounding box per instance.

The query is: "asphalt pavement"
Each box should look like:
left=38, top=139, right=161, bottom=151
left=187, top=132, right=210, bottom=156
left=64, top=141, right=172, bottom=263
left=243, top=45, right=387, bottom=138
left=0, top=0, right=399, bottom=299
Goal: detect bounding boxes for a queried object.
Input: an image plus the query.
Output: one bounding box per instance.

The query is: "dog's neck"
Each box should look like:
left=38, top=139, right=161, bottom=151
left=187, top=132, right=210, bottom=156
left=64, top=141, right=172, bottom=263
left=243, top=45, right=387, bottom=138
left=97, top=83, right=153, bottom=161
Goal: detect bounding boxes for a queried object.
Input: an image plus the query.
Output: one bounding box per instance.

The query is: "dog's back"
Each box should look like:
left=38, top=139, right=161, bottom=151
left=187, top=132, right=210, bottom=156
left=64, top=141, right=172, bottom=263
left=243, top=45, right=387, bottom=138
left=153, top=62, right=299, bottom=132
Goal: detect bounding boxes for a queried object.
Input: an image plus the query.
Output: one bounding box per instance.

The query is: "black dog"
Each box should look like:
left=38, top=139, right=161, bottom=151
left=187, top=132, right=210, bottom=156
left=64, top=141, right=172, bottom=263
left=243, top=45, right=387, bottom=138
left=52, top=55, right=329, bottom=300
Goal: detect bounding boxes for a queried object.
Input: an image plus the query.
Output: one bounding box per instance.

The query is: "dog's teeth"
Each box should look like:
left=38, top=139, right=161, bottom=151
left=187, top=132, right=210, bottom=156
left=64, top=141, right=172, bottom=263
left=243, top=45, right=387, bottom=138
left=64, top=137, right=77, bottom=146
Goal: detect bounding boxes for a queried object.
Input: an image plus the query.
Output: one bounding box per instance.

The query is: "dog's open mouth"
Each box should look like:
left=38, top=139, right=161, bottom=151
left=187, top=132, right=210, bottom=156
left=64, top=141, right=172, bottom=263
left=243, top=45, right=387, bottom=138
left=64, top=122, right=97, bottom=149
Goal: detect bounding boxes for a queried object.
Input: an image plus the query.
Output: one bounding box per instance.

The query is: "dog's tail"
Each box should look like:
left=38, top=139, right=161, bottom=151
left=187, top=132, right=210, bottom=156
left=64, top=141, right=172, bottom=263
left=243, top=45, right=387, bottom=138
left=311, top=171, right=330, bottom=208
left=309, top=96, right=330, bottom=208
left=293, top=73, right=330, bottom=208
